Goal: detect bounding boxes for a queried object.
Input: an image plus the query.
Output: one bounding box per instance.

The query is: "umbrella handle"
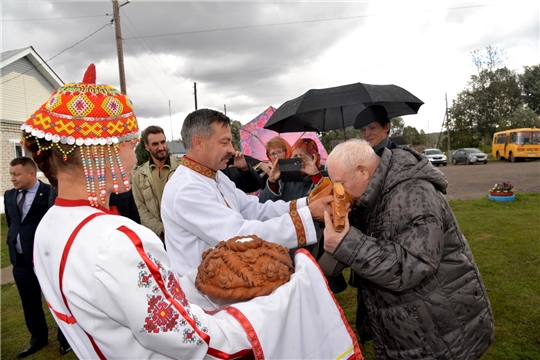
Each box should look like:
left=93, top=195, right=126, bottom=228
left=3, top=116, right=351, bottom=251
left=341, top=107, right=347, bottom=141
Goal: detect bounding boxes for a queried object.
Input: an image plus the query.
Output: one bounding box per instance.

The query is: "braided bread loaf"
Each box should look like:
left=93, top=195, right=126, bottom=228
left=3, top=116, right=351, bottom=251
left=195, top=235, right=294, bottom=301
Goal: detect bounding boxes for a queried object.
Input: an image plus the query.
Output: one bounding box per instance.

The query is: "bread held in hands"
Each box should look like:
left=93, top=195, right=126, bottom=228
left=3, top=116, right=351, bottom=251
left=195, top=235, right=294, bottom=301
left=308, top=177, right=354, bottom=232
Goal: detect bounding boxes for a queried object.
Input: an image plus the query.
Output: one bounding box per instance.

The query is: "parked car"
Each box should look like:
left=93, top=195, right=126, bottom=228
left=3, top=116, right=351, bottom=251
left=452, top=148, right=488, bottom=165
left=421, top=148, right=447, bottom=166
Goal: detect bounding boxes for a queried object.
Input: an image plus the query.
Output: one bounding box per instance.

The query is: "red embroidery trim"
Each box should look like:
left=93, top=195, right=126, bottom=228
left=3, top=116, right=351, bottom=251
left=224, top=306, right=265, bottom=360
left=181, top=156, right=216, bottom=180
left=207, top=347, right=254, bottom=359
left=288, top=200, right=307, bottom=247
left=46, top=301, right=76, bottom=324
left=117, top=226, right=211, bottom=344
left=59, top=212, right=107, bottom=360
left=296, top=248, right=363, bottom=359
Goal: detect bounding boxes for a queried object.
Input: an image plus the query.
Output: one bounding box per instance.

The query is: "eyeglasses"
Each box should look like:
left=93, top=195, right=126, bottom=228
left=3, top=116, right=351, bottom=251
left=268, top=149, right=285, bottom=157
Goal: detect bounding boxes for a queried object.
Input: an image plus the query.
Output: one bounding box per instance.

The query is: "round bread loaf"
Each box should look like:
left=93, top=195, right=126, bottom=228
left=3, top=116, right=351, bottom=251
left=195, top=235, right=294, bottom=301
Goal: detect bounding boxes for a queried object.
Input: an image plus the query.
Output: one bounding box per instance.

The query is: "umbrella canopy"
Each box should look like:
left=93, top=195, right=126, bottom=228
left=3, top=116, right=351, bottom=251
left=264, top=82, right=424, bottom=133
left=240, top=106, right=328, bottom=165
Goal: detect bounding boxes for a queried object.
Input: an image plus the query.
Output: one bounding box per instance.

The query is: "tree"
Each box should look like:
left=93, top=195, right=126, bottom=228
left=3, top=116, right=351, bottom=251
left=135, top=141, right=150, bottom=166
left=448, top=46, right=521, bottom=145
left=320, top=127, right=360, bottom=152
left=419, top=130, right=428, bottom=146
left=390, top=117, right=405, bottom=136
left=230, top=120, right=242, bottom=151
left=402, top=126, right=420, bottom=145
left=519, top=64, right=540, bottom=116
left=470, top=45, right=508, bottom=73
left=507, top=106, right=540, bottom=129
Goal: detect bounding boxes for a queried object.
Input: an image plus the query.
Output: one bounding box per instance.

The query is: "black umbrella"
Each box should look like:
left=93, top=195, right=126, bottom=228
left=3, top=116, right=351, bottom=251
left=264, top=82, right=424, bottom=135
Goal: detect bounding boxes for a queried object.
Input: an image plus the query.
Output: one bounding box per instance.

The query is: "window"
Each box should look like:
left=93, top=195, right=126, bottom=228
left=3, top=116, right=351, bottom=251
left=14, top=143, right=28, bottom=158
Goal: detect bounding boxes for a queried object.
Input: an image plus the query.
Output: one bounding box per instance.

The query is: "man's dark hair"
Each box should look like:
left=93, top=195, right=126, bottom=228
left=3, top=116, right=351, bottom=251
left=10, top=156, right=37, bottom=171
left=181, top=109, right=231, bottom=151
left=141, top=126, right=165, bottom=145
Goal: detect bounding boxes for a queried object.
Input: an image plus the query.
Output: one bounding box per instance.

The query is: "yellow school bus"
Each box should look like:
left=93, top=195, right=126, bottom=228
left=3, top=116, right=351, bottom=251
left=492, top=127, right=540, bottom=162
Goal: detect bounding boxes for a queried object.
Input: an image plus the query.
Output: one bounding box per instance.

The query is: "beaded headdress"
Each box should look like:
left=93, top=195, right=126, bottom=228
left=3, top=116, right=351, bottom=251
left=21, top=64, right=140, bottom=207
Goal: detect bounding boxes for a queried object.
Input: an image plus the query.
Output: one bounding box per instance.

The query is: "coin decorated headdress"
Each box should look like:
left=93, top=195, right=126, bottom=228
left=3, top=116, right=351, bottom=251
left=21, top=64, right=140, bottom=207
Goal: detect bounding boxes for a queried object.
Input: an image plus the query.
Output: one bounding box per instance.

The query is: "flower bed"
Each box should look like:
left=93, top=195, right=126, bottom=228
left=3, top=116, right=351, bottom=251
left=488, top=182, right=515, bottom=202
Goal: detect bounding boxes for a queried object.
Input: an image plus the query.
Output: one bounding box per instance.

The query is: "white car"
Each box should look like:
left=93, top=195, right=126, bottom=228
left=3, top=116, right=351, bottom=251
left=422, top=149, right=447, bottom=166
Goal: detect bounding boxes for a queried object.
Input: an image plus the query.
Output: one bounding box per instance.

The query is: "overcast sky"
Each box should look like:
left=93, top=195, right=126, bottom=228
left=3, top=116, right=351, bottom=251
left=3, top=1, right=539, bottom=141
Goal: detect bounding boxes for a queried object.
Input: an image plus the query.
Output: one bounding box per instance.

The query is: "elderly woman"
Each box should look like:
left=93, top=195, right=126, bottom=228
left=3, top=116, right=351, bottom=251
left=260, top=138, right=323, bottom=203
left=256, top=136, right=292, bottom=189
left=354, top=105, right=397, bottom=151
left=23, top=65, right=359, bottom=359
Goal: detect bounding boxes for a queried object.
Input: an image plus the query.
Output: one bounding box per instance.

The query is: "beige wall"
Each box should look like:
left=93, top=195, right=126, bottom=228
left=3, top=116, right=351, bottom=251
left=1, top=56, right=55, bottom=211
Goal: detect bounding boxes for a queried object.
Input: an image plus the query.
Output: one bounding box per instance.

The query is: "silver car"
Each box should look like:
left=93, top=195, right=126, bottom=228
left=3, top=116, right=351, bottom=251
left=422, top=149, right=447, bottom=166
left=452, top=148, right=489, bottom=165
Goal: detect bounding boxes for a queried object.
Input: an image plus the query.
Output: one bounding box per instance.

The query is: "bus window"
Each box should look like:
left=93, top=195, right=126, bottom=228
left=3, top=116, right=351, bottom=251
left=509, top=132, right=516, bottom=143
left=533, top=132, right=540, bottom=144
left=496, top=133, right=506, bottom=144
left=517, top=132, right=535, bottom=145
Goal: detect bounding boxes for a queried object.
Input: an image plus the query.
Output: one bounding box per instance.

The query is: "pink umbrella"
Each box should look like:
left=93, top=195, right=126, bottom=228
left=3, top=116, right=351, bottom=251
left=240, top=106, right=328, bottom=165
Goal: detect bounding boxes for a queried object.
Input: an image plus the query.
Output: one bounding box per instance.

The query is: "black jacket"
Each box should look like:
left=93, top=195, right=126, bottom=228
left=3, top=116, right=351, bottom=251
left=221, top=165, right=262, bottom=193
left=4, top=180, right=53, bottom=266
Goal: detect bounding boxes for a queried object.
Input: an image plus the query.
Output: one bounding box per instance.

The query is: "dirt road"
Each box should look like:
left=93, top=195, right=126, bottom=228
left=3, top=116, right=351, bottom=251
left=436, top=160, right=540, bottom=201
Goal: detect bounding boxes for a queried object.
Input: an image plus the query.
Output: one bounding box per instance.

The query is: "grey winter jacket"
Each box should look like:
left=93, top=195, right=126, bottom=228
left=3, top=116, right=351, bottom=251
left=332, top=147, right=494, bottom=359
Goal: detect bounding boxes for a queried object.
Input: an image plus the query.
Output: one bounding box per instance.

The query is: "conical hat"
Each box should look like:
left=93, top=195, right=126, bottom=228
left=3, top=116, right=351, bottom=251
left=22, top=64, right=139, bottom=146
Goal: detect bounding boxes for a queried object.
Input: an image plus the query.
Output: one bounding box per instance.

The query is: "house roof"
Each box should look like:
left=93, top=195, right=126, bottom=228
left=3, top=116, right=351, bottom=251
left=1, top=46, right=63, bottom=88
left=167, top=141, right=186, bottom=154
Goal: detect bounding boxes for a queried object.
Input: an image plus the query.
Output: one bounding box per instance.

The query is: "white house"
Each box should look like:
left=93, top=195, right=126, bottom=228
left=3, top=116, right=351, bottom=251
left=0, top=46, right=63, bottom=212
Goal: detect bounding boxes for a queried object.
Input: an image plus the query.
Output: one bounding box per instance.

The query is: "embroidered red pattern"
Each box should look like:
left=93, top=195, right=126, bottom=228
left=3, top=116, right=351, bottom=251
left=144, top=295, right=180, bottom=333
left=181, top=156, right=216, bottom=179
left=296, top=248, right=363, bottom=359
left=224, top=306, right=264, bottom=360
left=289, top=200, right=307, bottom=247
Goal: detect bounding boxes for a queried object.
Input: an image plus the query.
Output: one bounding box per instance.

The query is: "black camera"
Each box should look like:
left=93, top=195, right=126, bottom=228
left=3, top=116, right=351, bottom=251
left=278, top=158, right=303, bottom=182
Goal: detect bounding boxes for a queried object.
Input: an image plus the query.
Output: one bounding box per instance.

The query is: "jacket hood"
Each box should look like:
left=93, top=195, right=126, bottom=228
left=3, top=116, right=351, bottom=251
left=360, top=147, right=448, bottom=208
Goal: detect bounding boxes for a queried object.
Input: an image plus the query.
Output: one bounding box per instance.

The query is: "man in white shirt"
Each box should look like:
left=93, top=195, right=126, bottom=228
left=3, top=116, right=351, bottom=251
left=162, top=109, right=332, bottom=276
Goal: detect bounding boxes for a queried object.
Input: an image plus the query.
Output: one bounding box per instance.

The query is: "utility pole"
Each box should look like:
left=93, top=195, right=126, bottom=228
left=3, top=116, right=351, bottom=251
left=224, top=104, right=226, bottom=115
left=112, top=0, right=130, bottom=94
left=446, top=93, right=451, bottom=160
left=169, top=100, right=173, bottom=141
left=194, top=82, right=198, bottom=110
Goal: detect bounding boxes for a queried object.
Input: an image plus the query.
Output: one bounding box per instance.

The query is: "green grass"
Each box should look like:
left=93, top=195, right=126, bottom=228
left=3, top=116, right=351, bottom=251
left=2, top=194, right=540, bottom=359
left=336, top=193, right=540, bottom=359
left=1, top=213, right=9, bottom=268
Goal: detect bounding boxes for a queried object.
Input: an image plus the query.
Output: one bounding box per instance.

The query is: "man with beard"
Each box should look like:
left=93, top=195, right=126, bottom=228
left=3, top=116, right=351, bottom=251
left=132, top=126, right=179, bottom=241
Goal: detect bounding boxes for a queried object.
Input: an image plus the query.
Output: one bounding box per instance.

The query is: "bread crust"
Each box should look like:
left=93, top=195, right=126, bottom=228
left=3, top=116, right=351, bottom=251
left=308, top=177, right=354, bottom=232
left=195, top=236, right=294, bottom=300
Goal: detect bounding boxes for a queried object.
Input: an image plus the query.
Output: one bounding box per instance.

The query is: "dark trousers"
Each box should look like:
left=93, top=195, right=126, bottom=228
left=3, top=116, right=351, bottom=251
left=13, top=255, right=69, bottom=348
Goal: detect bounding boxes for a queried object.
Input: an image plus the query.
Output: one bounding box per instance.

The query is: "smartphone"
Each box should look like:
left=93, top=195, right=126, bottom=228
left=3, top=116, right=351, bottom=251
left=278, top=158, right=303, bottom=182
left=227, top=157, right=235, bottom=166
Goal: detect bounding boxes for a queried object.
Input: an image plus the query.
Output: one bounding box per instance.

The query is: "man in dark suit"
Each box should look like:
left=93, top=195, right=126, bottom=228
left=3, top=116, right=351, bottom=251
left=5, top=157, right=71, bottom=357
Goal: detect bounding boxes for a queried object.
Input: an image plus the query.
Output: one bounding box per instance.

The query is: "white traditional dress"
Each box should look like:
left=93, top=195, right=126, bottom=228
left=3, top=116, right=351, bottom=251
left=162, top=157, right=318, bottom=276
left=34, top=198, right=361, bottom=359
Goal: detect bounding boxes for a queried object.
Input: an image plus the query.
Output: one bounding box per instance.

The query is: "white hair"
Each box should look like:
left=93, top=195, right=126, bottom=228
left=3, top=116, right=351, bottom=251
left=326, top=139, right=378, bottom=173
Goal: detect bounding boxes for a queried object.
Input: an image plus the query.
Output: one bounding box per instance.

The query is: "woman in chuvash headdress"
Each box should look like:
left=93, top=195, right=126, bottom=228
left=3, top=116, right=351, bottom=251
left=23, top=65, right=361, bottom=359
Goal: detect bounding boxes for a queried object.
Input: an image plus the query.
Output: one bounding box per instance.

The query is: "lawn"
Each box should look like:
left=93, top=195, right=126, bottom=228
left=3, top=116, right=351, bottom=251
left=2, top=194, right=540, bottom=359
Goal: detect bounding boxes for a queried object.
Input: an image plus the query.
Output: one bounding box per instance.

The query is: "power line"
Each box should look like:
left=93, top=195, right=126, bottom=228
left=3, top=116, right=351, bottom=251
left=1, top=14, right=108, bottom=22
left=1, top=21, right=112, bottom=85
left=124, top=4, right=489, bottom=40
left=120, top=9, right=193, bottom=95
left=121, top=39, right=183, bottom=114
